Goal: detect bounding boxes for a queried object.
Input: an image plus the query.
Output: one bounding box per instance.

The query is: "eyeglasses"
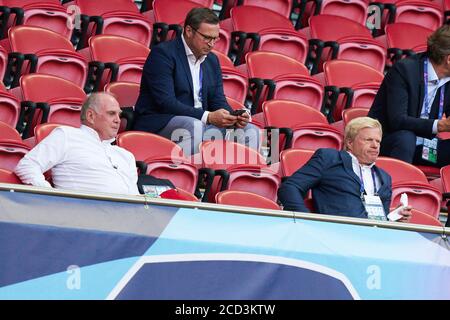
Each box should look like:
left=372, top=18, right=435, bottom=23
left=191, top=27, right=220, bottom=44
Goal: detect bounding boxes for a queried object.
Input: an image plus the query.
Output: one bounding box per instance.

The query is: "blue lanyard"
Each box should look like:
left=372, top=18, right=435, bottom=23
left=198, top=66, right=203, bottom=103
left=423, top=59, right=445, bottom=119
left=359, top=166, right=378, bottom=196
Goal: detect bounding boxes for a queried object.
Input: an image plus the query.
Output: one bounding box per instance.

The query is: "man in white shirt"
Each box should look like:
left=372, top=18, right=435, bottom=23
left=132, top=7, right=259, bottom=156
left=278, top=117, right=412, bottom=222
left=15, top=92, right=139, bottom=195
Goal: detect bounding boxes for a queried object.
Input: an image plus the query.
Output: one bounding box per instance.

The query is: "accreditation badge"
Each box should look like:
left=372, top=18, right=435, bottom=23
left=421, top=137, right=438, bottom=164
left=363, top=194, right=387, bottom=221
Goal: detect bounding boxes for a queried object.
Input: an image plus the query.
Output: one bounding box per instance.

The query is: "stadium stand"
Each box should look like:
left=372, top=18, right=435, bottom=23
left=0, top=0, right=446, bottom=225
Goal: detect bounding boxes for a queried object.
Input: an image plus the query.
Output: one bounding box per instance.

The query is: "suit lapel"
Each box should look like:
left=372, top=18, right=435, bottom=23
left=417, top=55, right=426, bottom=118
left=200, top=61, right=207, bottom=110
left=340, top=151, right=361, bottom=185
left=175, top=37, right=194, bottom=93
left=373, top=166, right=388, bottom=193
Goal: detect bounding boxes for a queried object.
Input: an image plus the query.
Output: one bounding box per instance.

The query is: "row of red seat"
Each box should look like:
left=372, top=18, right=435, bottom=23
left=0, top=0, right=439, bottom=74
left=0, top=120, right=445, bottom=226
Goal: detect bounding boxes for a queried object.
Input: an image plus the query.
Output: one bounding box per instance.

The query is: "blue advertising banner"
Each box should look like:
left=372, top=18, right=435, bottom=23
left=0, top=187, right=449, bottom=300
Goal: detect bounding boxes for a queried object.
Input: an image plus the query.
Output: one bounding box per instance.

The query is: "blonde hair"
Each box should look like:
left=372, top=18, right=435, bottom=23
left=344, top=117, right=382, bottom=150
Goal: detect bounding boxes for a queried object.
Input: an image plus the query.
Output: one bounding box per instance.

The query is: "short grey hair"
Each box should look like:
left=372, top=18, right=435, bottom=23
left=344, top=117, right=382, bottom=150
left=80, top=92, right=116, bottom=123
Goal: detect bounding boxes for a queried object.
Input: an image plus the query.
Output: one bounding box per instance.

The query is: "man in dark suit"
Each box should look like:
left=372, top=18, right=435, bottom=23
left=133, top=7, right=259, bottom=156
left=369, top=25, right=450, bottom=167
left=278, top=117, right=411, bottom=222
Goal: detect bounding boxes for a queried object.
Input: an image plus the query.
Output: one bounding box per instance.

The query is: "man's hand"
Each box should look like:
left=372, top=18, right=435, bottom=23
left=207, top=109, right=237, bottom=128
left=437, top=116, right=450, bottom=133
left=235, top=111, right=250, bottom=129
left=398, top=205, right=412, bottom=223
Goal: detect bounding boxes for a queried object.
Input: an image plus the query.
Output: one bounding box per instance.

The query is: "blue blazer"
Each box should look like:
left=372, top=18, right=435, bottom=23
left=369, top=53, right=450, bottom=139
left=278, top=149, right=392, bottom=219
left=133, top=36, right=232, bottom=133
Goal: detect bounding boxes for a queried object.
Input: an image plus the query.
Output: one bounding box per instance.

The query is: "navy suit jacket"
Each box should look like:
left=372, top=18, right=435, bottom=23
left=278, top=149, right=392, bottom=219
left=133, top=36, right=232, bottom=133
left=369, top=53, right=450, bottom=139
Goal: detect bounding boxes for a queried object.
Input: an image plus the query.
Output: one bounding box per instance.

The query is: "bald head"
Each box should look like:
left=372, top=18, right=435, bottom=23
left=81, top=92, right=121, bottom=140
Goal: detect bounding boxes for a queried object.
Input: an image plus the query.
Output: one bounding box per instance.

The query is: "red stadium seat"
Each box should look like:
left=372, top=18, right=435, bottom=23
left=221, top=67, right=248, bottom=105
left=246, top=51, right=322, bottom=113
left=176, top=187, right=200, bottom=201
left=390, top=182, right=442, bottom=219
left=308, top=15, right=386, bottom=74
left=279, top=148, right=315, bottom=177
left=321, top=59, right=383, bottom=122
left=440, top=165, right=450, bottom=225
left=342, top=107, right=369, bottom=129
left=7, top=26, right=88, bottom=88
left=117, top=131, right=186, bottom=161
left=86, top=35, right=150, bottom=90
left=71, top=0, right=152, bottom=48
left=278, top=148, right=315, bottom=211
left=409, top=208, right=442, bottom=227
left=151, top=0, right=206, bottom=44
left=34, top=123, right=63, bottom=144
left=0, top=168, right=22, bottom=184
left=105, top=81, right=139, bottom=108
left=2, top=1, right=74, bottom=40
left=0, top=142, right=29, bottom=171
left=299, top=0, right=369, bottom=27
left=0, top=93, right=21, bottom=129
left=216, top=190, right=281, bottom=210
left=19, top=74, right=86, bottom=138
left=394, top=0, right=443, bottom=31
left=200, top=140, right=280, bottom=202
left=230, top=6, right=308, bottom=65
left=105, top=81, right=140, bottom=132
left=385, top=22, right=433, bottom=66
left=0, top=45, right=8, bottom=85
left=376, top=156, right=441, bottom=218
left=263, top=100, right=343, bottom=151
left=376, top=156, right=428, bottom=184
left=239, top=0, right=294, bottom=18
left=0, top=120, right=22, bottom=141
left=116, top=131, right=199, bottom=193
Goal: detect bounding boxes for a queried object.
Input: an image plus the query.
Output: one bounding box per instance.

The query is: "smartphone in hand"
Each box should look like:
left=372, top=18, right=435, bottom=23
left=230, top=109, right=246, bottom=116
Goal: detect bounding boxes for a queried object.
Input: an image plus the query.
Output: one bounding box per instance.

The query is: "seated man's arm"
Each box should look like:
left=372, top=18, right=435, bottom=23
left=124, top=151, right=140, bottom=195
left=144, top=47, right=204, bottom=120
left=278, top=149, right=327, bottom=213
left=206, top=55, right=233, bottom=113
left=15, top=129, right=67, bottom=187
left=384, top=67, right=435, bottom=138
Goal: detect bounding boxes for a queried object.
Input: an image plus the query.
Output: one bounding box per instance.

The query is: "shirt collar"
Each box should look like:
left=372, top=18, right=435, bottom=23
left=347, top=151, right=375, bottom=169
left=182, top=34, right=207, bottom=64
left=427, top=58, right=439, bottom=84
left=80, top=125, right=116, bottom=145
left=427, top=57, right=450, bottom=86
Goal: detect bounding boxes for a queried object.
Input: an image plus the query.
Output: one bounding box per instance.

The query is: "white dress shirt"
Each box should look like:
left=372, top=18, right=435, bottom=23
left=348, top=152, right=380, bottom=196
left=420, top=58, right=450, bottom=137
left=182, top=34, right=209, bottom=123
left=15, top=125, right=139, bottom=195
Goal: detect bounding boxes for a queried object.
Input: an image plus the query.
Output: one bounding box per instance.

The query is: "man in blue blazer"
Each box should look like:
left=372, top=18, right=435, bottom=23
left=278, top=117, right=411, bottom=221
left=133, top=8, right=259, bottom=155
left=369, top=25, right=450, bottom=167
